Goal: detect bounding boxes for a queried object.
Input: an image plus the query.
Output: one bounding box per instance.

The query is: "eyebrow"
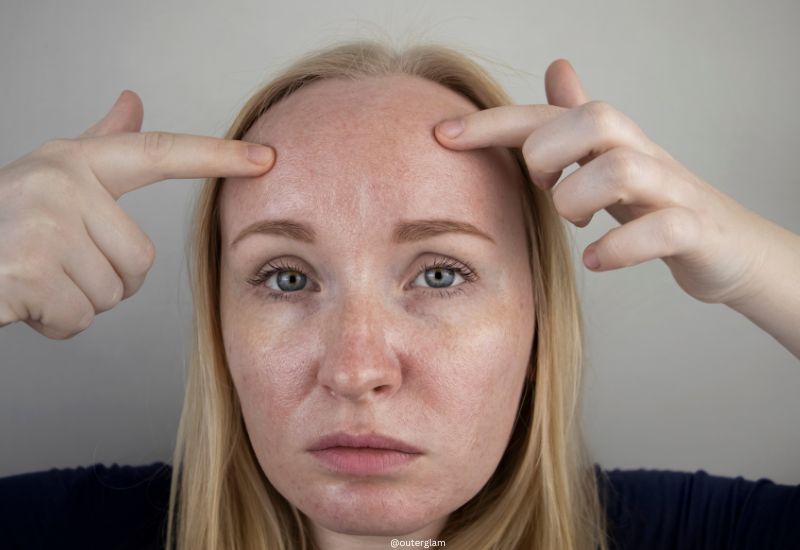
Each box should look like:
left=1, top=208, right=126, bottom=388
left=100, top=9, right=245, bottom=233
left=230, top=218, right=496, bottom=248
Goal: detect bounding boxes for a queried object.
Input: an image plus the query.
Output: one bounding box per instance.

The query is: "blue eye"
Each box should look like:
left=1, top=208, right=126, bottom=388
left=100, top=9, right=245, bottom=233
left=273, top=269, right=307, bottom=292
left=246, top=260, right=308, bottom=301
left=410, top=257, right=477, bottom=298
left=246, top=257, right=478, bottom=302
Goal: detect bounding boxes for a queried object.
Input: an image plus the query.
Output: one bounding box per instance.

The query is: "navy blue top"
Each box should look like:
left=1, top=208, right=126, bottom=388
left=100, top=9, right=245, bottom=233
left=0, top=462, right=798, bottom=549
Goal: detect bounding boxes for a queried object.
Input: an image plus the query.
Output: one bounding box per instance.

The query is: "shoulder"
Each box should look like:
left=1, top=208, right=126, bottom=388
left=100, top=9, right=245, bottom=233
left=0, top=461, right=172, bottom=550
left=594, top=464, right=800, bottom=550
left=0, top=461, right=172, bottom=490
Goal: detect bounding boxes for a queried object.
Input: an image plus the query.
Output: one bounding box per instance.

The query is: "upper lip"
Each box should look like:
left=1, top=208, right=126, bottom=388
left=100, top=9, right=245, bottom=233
left=308, top=431, right=423, bottom=454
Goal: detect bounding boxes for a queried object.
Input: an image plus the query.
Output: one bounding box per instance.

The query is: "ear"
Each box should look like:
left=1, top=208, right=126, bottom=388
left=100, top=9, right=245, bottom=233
left=79, top=89, right=144, bottom=138
left=544, top=59, right=591, bottom=108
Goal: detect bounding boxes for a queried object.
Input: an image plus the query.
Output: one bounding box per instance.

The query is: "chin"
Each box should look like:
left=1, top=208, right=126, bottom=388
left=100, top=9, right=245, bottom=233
left=299, top=485, right=445, bottom=536
left=310, top=508, right=436, bottom=536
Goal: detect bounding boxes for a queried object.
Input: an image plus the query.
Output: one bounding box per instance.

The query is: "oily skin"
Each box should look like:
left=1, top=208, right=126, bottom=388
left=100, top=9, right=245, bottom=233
left=218, top=74, right=535, bottom=549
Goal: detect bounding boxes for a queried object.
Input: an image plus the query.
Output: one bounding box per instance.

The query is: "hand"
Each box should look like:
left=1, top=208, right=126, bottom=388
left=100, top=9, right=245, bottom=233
left=433, top=59, right=776, bottom=306
left=0, top=90, right=276, bottom=339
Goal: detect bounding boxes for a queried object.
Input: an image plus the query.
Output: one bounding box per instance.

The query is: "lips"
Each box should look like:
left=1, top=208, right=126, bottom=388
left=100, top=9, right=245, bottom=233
left=307, top=431, right=423, bottom=454
left=307, top=431, right=424, bottom=476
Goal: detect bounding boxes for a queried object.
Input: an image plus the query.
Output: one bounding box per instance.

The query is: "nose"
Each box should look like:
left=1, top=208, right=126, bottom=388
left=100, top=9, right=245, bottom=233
left=316, top=294, right=402, bottom=402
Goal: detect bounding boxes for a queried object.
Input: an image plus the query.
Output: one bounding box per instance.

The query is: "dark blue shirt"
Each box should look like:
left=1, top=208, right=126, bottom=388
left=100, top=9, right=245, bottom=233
left=0, top=462, right=798, bottom=549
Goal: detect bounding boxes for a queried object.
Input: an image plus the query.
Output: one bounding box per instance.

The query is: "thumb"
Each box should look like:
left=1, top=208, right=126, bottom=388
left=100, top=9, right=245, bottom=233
left=79, top=89, right=144, bottom=138
left=544, top=59, right=591, bottom=108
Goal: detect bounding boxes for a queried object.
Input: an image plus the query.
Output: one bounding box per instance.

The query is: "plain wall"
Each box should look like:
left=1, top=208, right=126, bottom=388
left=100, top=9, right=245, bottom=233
left=1, top=0, right=798, bottom=483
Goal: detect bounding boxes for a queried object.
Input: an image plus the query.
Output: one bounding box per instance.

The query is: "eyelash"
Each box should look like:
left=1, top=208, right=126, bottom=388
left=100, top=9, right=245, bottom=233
left=246, top=257, right=478, bottom=303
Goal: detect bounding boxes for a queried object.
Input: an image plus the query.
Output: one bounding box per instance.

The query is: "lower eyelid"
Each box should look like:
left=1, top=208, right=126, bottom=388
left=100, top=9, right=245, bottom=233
left=419, top=286, right=468, bottom=299
left=267, top=292, right=295, bottom=302
left=266, top=286, right=467, bottom=302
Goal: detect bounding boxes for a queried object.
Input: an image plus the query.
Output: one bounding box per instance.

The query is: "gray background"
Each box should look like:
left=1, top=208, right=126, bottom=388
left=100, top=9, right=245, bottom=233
left=1, top=0, right=798, bottom=483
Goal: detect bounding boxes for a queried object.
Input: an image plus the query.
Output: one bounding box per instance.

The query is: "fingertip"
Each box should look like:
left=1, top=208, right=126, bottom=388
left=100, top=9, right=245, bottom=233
left=246, top=144, right=275, bottom=167
left=546, top=58, right=565, bottom=76
left=436, top=119, right=464, bottom=140
left=584, top=246, right=601, bottom=270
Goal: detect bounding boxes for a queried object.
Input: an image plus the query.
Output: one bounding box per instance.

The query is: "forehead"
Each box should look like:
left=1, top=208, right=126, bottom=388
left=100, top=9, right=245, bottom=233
left=219, top=74, right=523, bottom=247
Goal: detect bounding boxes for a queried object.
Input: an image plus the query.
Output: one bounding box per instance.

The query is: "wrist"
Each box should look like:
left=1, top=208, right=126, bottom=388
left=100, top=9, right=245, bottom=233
left=724, top=219, right=800, bottom=360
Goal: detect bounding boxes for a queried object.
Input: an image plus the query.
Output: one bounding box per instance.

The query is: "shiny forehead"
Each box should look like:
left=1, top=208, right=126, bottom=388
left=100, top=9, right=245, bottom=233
left=219, top=74, right=524, bottom=250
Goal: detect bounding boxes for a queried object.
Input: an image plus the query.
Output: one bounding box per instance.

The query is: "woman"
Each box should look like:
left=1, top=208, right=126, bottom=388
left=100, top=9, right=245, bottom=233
left=0, top=39, right=798, bottom=550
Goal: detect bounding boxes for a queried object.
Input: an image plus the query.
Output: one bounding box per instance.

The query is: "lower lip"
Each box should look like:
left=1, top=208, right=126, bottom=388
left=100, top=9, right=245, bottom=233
left=309, top=447, right=421, bottom=475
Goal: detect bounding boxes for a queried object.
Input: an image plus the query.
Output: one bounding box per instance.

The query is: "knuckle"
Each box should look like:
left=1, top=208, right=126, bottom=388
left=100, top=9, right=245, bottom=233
left=120, top=273, right=146, bottom=300
left=76, top=308, right=95, bottom=332
left=38, top=138, right=77, bottom=157
left=550, top=185, right=575, bottom=221
left=122, top=240, right=155, bottom=279
left=141, top=131, right=176, bottom=164
left=604, top=148, right=641, bottom=194
left=521, top=133, right=542, bottom=170
left=135, top=237, right=156, bottom=272
left=111, top=280, right=125, bottom=304
left=583, top=100, right=617, bottom=134
left=99, top=280, right=125, bottom=311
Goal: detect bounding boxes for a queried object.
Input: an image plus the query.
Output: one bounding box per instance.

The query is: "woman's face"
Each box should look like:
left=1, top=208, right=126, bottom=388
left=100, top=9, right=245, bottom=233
left=219, top=74, right=535, bottom=544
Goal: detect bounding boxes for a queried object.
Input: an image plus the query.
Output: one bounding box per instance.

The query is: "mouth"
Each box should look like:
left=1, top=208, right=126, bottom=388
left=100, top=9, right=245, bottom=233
left=307, top=431, right=423, bottom=476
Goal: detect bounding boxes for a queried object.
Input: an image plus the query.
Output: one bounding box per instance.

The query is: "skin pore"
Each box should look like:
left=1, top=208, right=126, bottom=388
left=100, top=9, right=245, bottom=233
left=218, top=73, right=535, bottom=550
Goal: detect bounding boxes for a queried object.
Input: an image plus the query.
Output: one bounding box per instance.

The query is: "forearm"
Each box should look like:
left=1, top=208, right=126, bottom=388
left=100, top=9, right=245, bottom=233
left=724, top=219, right=800, bottom=361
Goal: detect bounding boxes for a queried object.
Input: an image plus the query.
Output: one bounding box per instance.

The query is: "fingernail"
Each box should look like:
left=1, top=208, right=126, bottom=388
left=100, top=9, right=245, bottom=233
left=247, top=144, right=274, bottom=165
left=584, top=247, right=600, bottom=270
left=438, top=119, right=464, bottom=139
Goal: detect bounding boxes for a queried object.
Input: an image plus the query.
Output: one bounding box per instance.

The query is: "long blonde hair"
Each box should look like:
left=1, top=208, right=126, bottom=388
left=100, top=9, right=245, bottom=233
left=165, top=38, right=610, bottom=550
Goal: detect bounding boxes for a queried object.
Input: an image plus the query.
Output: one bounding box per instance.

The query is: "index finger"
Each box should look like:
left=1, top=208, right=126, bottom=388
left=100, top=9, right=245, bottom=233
left=434, top=104, right=567, bottom=150
left=76, top=131, right=276, bottom=200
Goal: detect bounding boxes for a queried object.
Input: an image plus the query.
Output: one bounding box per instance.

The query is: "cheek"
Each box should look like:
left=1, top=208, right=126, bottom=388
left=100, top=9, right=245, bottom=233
left=225, top=320, right=308, bottom=423
left=425, top=303, right=531, bottom=469
left=221, top=271, right=308, bottom=402
left=221, top=287, right=314, bottom=469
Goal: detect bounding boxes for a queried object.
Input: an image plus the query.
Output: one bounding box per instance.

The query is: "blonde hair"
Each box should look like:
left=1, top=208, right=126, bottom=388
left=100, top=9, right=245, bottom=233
left=165, top=38, right=610, bottom=550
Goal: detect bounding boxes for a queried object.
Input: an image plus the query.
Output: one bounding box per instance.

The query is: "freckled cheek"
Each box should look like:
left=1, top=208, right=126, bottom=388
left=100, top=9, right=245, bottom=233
left=432, top=312, right=529, bottom=461
left=222, top=285, right=529, bottom=446
left=223, top=319, right=309, bottom=446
